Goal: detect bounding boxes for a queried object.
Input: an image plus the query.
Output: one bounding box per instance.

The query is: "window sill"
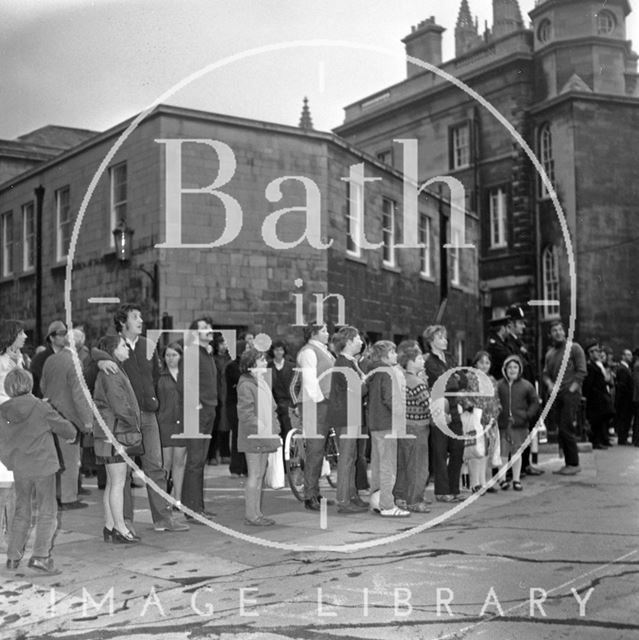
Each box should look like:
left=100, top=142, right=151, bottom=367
left=419, top=273, right=435, bottom=283
left=18, top=270, right=35, bottom=279
left=345, top=253, right=367, bottom=266
left=382, top=263, right=401, bottom=274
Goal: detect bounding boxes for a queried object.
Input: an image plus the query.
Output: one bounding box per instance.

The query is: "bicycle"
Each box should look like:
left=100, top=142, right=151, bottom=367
left=283, top=412, right=339, bottom=502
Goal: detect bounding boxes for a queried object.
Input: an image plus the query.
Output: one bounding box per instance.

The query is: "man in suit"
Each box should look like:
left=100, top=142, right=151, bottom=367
left=485, top=313, right=511, bottom=380
left=615, top=349, right=634, bottom=445
left=41, top=330, right=94, bottom=509
left=583, top=340, right=614, bottom=449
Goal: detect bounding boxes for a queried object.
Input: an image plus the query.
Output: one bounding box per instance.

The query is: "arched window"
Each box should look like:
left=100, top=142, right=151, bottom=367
left=597, top=10, right=616, bottom=35
left=538, top=123, right=555, bottom=199
left=537, top=18, right=552, bottom=43
left=542, top=246, right=560, bottom=318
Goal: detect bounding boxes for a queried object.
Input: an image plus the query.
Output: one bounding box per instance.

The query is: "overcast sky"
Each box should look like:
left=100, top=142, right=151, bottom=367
left=2, top=0, right=637, bottom=139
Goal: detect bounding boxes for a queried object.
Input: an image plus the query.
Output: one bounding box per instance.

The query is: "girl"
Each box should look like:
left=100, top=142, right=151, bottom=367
left=93, top=335, right=142, bottom=543
left=237, top=348, right=280, bottom=525
left=156, top=342, right=187, bottom=506
left=496, top=355, right=540, bottom=491
left=470, top=351, right=501, bottom=493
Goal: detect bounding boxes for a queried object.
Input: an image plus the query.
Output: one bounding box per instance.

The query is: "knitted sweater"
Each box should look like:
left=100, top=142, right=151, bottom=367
left=404, top=371, right=430, bottom=427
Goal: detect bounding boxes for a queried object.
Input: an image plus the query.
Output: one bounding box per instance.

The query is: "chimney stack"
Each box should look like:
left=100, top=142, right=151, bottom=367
left=402, top=16, right=446, bottom=78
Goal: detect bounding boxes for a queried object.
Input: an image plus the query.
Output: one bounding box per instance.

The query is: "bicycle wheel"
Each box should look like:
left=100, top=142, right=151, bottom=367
left=284, top=428, right=305, bottom=502
left=324, top=429, right=339, bottom=488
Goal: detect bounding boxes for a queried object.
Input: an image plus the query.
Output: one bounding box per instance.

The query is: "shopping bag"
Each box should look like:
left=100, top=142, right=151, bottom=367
left=264, top=446, right=286, bottom=489
left=461, top=407, right=486, bottom=460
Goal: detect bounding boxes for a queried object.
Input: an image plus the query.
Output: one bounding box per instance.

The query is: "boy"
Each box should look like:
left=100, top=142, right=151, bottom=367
left=326, top=326, right=368, bottom=514
left=366, top=340, right=410, bottom=517
left=496, top=355, right=540, bottom=491
left=0, top=368, right=76, bottom=574
left=394, top=340, right=431, bottom=513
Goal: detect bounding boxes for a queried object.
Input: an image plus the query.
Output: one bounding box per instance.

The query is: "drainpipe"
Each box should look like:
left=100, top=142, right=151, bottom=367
left=34, top=185, right=45, bottom=345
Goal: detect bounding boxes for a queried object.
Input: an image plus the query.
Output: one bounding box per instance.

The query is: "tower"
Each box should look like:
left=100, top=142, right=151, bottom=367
left=298, top=96, right=313, bottom=130
left=529, top=0, right=636, bottom=98
left=492, top=0, right=524, bottom=39
left=455, top=0, right=483, bottom=57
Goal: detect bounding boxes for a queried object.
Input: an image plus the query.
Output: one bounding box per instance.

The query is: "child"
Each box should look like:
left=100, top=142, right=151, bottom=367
left=496, top=355, right=540, bottom=491
left=326, top=325, right=368, bottom=514
left=394, top=340, right=431, bottom=513
left=0, top=368, right=76, bottom=574
left=468, top=351, right=502, bottom=493
left=366, top=340, right=409, bottom=517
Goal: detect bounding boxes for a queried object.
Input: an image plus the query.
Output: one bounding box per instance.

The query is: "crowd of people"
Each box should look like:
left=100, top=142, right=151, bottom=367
left=0, top=303, right=637, bottom=574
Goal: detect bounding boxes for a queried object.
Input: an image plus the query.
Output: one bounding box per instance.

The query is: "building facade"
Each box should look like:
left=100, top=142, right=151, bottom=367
left=335, top=0, right=639, bottom=362
left=0, top=105, right=480, bottom=357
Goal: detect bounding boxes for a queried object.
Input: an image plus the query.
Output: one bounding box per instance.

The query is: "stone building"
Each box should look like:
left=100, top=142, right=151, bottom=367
left=0, top=104, right=479, bottom=357
left=335, top=0, right=639, bottom=362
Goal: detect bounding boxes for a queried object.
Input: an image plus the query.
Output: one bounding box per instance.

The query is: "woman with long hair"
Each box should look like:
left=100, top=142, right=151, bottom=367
left=93, top=335, right=142, bottom=544
left=156, top=342, right=187, bottom=505
left=0, top=320, right=27, bottom=406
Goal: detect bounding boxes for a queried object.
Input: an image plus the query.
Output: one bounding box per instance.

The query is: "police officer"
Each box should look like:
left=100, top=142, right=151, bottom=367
left=485, top=312, right=511, bottom=380
left=505, top=306, right=535, bottom=383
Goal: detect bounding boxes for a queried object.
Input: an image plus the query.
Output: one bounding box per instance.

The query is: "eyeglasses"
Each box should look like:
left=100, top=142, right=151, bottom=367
left=52, top=331, right=67, bottom=337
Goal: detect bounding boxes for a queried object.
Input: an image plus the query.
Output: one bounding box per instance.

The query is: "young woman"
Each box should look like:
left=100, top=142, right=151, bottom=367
left=93, top=335, right=142, bottom=543
left=0, top=320, right=27, bottom=406
left=237, top=348, right=280, bottom=526
left=156, top=342, right=187, bottom=506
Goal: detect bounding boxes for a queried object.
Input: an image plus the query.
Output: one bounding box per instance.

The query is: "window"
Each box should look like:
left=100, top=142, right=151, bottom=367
left=450, top=225, right=461, bottom=286
left=22, top=202, right=35, bottom=271
left=542, top=246, right=561, bottom=319
left=55, top=186, right=72, bottom=261
left=597, top=10, right=616, bottom=35
left=450, top=123, right=470, bottom=170
left=1, top=212, right=13, bottom=277
left=538, top=124, right=555, bottom=199
left=418, top=213, right=431, bottom=277
left=376, top=150, right=392, bottom=165
left=346, top=179, right=363, bottom=257
left=382, top=198, right=397, bottom=267
left=110, top=162, right=127, bottom=247
left=489, top=187, right=508, bottom=248
left=537, top=18, right=552, bottom=43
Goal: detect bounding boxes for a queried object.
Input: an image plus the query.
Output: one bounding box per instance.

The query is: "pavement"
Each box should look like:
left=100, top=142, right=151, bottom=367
left=1, top=442, right=638, bottom=640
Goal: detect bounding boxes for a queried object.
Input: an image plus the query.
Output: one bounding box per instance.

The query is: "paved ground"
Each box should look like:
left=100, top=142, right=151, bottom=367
left=1, top=443, right=638, bottom=640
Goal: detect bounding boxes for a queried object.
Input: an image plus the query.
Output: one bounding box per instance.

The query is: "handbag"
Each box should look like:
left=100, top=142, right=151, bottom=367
left=264, top=446, right=285, bottom=489
left=113, top=419, right=144, bottom=456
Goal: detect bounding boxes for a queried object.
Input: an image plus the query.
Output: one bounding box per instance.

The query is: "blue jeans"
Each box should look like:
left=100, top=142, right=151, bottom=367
left=182, top=406, right=216, bottom=513
left=302, top=401, right=330, bottom=500
left=556, top=391, right=581, bottom=466
left=244, top=452, right=269, bottom=520
left=370, top=431, right=398, bottom=511
left=123, top=411, right=173, bottom=525
left=8, top=474, right=57, bottom=561
left=394, top=423, right=430, bottom=505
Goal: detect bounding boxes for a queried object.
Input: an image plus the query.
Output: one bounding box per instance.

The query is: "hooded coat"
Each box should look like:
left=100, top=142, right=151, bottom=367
left=0, top=394, right=76, bottom=477
left=496, top=355, right=540, bottom=432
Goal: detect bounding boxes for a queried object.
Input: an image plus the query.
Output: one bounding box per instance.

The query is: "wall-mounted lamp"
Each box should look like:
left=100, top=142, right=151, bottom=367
left=112, top=219, right=134, bottom=262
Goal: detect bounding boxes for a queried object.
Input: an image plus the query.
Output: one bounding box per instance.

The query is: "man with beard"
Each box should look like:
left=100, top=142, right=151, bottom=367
left=181, top=317, right=218, bottom=522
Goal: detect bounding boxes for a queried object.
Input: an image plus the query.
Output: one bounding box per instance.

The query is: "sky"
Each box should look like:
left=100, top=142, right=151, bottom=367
left=2, top=0, right=638, bottom=139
